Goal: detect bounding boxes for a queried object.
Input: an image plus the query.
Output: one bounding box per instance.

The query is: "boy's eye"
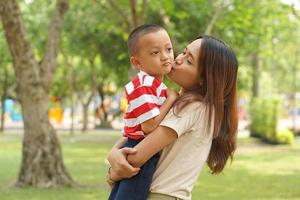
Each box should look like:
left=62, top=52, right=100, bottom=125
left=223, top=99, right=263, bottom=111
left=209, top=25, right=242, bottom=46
left=151, top=51, right=159, bottom=55
left=167, top=48, right=173, bottom=52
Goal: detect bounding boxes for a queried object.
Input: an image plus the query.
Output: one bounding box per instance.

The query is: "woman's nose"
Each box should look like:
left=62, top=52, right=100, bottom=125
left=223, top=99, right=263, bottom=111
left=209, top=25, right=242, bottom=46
left=174, top=57, right=183, bottom=65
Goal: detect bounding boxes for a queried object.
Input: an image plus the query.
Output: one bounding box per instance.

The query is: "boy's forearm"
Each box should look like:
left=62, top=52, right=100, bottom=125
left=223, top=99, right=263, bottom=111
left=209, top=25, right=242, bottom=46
left=155, top=97, right=176, bottom=124
left=112, top=137, right=127, bottom=149
left=142, top=97, right=176, bottom=134
left=107, top=137, right=127, bottom=165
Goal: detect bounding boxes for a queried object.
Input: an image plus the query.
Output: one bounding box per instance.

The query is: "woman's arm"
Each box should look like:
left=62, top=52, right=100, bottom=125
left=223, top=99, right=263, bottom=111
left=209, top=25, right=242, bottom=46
left=107, top=137, right=140, bottom=181
left=107, top=126, right=177, bottom=180
left=127, top=125, right=177, bottom=168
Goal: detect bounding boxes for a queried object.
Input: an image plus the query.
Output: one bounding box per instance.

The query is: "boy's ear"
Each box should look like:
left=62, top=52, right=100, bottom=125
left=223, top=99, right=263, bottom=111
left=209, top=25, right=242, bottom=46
left=130, top=56, right=140, bottom=67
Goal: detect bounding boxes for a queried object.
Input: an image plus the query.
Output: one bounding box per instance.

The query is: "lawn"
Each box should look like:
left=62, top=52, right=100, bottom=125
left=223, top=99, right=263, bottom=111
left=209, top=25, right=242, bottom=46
left=0, top=130, right=299, bottom=200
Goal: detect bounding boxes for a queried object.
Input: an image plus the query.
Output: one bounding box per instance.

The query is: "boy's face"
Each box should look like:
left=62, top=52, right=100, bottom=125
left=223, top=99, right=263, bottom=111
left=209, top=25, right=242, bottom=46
left=131, top=30, right=174, bottom=80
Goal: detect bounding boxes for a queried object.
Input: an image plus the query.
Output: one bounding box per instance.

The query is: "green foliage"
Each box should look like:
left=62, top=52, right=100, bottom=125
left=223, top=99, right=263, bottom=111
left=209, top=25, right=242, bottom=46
left=215, top=0, right=300, bottom=96
left=64, top=0, right=132, bottom=86
left=236, top=64, right=252, bottom=97
left=276, top=129, right=295, bottom=145
left=250, top=97, right=295, bottom=144
left=0, top=28, right=15, bottom=99
left=2, top=0, right=300, bottom=113
left=250, top=97, right=278, bottom=140
left=20, top=0, right=55, bottom=60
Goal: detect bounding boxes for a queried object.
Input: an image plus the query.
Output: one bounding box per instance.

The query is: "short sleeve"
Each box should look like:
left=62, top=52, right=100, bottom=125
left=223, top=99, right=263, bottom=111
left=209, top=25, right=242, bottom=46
left=132, top=85, right=160, bottom=124
left=160, top=102, right=205, bottom=137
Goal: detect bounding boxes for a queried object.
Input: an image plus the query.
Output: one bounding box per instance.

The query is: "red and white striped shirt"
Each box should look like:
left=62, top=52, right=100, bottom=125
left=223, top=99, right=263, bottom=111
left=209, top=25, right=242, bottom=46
left=123, top=71, right=167, bottom=139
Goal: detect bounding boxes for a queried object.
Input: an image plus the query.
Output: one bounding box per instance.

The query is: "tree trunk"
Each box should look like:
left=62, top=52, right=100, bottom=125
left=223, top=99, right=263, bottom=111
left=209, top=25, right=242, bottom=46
left=61, top=50, right=75, bottom=136
left=204, top=0, right=228, bottom=35
left=67, top=55, right=75, bottom=136
left=129, top=0, right=138, bottom=28
left=18, top=91, right=73, bottom=186
left=89, top=58, right=99, bottom=129
left=0, top=64, right=8, bottom=132
left=0, top=0, right=74, bottom=186
left=82, top=103, right=89, bottom=132
left=251, top=52, right=259, bottom=98
left=80, top=94, right=93, bottom=132
left=70, top=94, right=75, bottom=136
left=0, top=97, right=4, bottom=133
left=98, top=85, right=110, bottom=128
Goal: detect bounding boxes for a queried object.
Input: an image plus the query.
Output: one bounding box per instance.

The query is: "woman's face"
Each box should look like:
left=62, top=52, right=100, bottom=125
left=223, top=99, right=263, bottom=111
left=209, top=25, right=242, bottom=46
left=168, top=39, right=201, bottom=90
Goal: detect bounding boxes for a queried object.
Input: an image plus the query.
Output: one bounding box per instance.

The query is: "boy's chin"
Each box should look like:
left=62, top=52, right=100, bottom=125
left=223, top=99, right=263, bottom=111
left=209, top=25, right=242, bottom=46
left=164, top=67, right=172, bottom=74
left=166, top=72, right=172, bottom=80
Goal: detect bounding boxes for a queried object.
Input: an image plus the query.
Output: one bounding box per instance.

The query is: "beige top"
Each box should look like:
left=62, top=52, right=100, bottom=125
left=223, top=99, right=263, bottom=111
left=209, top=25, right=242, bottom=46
left=150, top=102, right=214, bottom=200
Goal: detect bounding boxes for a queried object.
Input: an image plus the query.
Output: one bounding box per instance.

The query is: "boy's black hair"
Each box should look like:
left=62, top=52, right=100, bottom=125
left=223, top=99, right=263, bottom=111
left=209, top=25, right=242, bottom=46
left=127, top=24, right=165, bottom=56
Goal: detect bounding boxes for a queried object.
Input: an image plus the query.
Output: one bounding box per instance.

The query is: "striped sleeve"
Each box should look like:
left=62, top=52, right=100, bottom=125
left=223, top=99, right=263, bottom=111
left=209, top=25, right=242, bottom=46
left=129, top=85, right=160, bottom=124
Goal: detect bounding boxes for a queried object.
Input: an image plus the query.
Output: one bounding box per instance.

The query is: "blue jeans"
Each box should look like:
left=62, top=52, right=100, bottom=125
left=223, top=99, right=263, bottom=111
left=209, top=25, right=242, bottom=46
left=108, top=138, right=160, bottom=200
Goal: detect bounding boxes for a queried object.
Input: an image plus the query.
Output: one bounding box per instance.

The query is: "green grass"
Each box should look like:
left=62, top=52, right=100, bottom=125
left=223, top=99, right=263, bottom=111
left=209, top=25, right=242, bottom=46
left=0, top=131, right=299, bottom=200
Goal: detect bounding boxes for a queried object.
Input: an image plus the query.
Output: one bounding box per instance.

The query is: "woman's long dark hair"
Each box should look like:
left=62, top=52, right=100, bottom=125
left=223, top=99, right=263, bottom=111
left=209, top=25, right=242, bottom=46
left=174, top=35, right=238, bottom=174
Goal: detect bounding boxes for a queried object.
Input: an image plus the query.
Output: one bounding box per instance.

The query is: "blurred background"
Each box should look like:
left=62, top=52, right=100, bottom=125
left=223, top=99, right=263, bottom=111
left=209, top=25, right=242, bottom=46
left=0, top=0, right=299, bottom=199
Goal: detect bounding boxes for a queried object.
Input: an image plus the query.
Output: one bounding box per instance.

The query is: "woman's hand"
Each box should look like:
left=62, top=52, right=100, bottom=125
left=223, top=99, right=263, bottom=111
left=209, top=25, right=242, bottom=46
left=108, top=147, right=140, bottom=181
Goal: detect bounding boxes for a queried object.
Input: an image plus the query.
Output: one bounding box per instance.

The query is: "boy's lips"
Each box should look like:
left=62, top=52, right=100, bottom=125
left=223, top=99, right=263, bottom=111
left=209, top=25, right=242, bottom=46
left=162, top=62, right=171, bottom=67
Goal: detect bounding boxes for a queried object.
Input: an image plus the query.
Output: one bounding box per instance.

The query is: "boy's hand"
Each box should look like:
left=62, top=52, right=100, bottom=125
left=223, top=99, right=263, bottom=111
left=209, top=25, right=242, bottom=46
left=166, top=88, right=178, bottom=101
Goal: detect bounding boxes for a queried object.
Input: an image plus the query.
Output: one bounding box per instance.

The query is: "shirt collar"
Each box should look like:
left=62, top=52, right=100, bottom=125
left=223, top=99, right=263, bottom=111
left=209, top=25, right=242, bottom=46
left=138, top=70, right=149, bottom=76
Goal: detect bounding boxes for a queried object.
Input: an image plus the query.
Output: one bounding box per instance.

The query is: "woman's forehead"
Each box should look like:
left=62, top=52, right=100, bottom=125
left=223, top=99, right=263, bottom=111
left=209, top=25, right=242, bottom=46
left=188, top=39, right=202, bottom=49
left=187, top=39, right=202, bottom=57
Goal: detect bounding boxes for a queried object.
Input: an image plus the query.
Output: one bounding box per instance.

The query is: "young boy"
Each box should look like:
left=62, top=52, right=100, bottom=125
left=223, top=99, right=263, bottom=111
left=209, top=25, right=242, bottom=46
left=108, top=24, right=177, bottom=200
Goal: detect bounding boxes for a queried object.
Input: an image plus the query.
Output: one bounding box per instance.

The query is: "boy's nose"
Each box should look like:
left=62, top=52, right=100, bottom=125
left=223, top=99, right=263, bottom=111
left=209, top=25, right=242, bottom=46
left=161, top=52, right=169, bottom=60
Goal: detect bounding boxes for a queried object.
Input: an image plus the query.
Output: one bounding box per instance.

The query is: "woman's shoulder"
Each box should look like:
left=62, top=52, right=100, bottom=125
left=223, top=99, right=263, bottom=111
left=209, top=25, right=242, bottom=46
left=178, top=101, right=207, bottom=113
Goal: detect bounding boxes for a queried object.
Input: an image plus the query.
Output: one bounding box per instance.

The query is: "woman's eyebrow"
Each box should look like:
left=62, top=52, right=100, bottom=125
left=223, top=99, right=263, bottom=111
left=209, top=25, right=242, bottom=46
left=186, top=47, right=195, bottom=61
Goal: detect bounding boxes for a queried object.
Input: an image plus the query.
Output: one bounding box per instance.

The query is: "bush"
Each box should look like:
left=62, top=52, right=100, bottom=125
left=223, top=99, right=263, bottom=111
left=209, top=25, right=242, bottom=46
left=249, top=97, right=295, bottom=145
left=276, top=129, right=295, bottom=144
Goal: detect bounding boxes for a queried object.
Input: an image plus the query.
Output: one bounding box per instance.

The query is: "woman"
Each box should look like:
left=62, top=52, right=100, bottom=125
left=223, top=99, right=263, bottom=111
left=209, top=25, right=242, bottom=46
left=107, top=35, right=238, bottom=200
